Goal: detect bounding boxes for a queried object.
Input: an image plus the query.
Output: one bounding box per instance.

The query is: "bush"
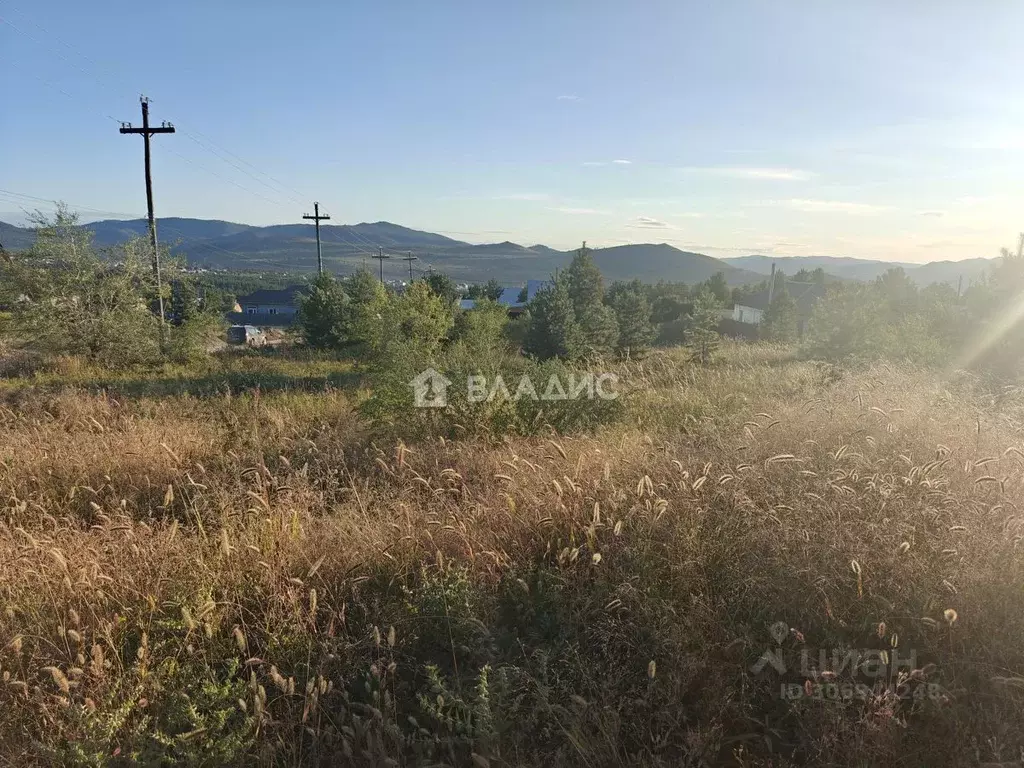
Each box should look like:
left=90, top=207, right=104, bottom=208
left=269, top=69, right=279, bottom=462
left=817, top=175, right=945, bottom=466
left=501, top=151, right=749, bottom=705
left=297, top=272, right=348, bottom=350
left=2, top=206, right=209, bottom=368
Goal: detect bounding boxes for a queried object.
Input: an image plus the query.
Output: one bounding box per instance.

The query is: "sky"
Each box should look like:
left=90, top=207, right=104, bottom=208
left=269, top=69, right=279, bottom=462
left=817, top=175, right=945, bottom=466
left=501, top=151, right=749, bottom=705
left=2, top=1, right=1023, bottom=262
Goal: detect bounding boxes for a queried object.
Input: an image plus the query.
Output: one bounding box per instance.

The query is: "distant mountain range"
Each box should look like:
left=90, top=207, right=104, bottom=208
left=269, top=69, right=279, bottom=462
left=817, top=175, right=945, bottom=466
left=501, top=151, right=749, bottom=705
left=0, top=217, right=997, bottom=287
left=721, top=254, right=993, bottom=288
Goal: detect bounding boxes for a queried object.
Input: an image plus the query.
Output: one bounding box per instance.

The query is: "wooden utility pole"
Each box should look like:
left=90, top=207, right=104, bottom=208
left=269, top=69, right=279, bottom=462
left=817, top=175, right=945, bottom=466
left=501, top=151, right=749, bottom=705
left=373, top=247, right=390, bottom=284
left=119, top=96, right=174, bottom=330
left=302, top=202, right=331, bottom=274
left=402, top=251, right=417, bottom=281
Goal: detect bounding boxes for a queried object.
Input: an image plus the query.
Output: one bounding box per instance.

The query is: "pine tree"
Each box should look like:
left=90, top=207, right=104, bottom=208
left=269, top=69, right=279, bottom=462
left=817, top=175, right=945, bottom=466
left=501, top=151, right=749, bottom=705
left=170, top=278, right=200, bottom=326
left=612, top=288, right=655, bottom=358
left=762, top=285, right=798, bottom=342
left=482, top=278, right=504, bottom=301
left=686, top=290, right=721, bottom=364
left=563, top=243, right=618, bottom=357
left=704, top=271, right=731, bottom=304
left=564, top=243, right=605, bottom=311
left=524, top=278, right=584, bottom=361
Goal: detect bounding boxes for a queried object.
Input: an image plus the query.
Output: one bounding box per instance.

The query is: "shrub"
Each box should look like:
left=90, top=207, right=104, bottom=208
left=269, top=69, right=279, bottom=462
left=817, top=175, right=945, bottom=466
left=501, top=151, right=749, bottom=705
left=297, top=272, right=348, bottom=350
left=451, top=298, right=509, bottom=359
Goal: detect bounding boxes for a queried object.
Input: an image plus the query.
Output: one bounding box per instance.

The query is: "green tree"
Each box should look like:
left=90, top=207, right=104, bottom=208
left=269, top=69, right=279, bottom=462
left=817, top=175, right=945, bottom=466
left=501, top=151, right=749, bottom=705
left=704, top=271, right=731, bottom=304
left=452, top=298, right=509, bottom=358
left=803, top=283, right=886, bottom=361
left=686, top=290, right=721, bottom=365
left=482, top=278, right=504, bottom=301
left=374, top=280, right=454, bottom=360
left=424, top=273, right=460, bottom=305
left=524, top=278, right=584, bottom=361
left=200, top=285, right=230, bottom=314
left=297, top=272, right=348, bottom=350
left=564, top=243, right=604, bottom=311
left=652, top=295, right=686, bottom=323
left=793, top=267, right=827, bottom=285
left=340, top=268, right=388, bottom=354
left=958, top=234, right=1024, bottom=377
left=761, top=285, right=798, bottom=342
left=4, top=205, right=164, bottom=367
left=466, top=278, right=505, bottom=302
left=563, top=243, right=618, bottom=357
left=605, top=279, right=645, bottom=307
left=611, top=288, right=655, bottom=358
left=170, top=278, right=200, bottom=326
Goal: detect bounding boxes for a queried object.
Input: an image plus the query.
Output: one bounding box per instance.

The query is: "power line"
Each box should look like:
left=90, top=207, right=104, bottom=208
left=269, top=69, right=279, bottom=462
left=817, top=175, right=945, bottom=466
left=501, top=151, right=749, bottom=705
left=1, top=5, right=138, bottom=95
left=330, top=231, right=378, bottom=259
left=180, top=126, right=311, bottom=205
left=2, top=6, right=416, bottom=266
left=0, top=188, right=142, bottom=219
left=1, top=12, right=308, bottom=214
left=161, top=145, right=288, bottom=208
left=180, top=130, right=307, bottom=208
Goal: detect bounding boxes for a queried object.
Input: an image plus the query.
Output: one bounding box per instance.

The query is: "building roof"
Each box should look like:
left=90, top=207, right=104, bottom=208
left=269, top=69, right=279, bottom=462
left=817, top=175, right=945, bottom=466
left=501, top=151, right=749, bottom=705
left=460, top=279, right=552, bottom=312
left=238, top=285, right=309, bottom=306
left=496, top=279, right=551, bottom=308
left=738, top=280, right=826, bottom=315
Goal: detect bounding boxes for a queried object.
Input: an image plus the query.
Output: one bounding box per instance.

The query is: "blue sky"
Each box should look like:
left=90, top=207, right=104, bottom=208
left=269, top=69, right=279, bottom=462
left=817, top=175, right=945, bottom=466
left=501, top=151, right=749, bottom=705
left=2, top=1, right=1022, bottom=262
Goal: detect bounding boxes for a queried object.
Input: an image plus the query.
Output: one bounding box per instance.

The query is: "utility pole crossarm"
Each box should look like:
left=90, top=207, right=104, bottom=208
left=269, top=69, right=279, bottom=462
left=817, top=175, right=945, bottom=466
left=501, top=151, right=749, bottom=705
left=119, top=125, right=176, bottom=135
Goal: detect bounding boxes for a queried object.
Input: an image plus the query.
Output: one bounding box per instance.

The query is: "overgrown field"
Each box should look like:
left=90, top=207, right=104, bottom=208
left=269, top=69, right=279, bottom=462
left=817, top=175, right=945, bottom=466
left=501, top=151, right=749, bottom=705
left=1, top=344, right=1023, bottom=765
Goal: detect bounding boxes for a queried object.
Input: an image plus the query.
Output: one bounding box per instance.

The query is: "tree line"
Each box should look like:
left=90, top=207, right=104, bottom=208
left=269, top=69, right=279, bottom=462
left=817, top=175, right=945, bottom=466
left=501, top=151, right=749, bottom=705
left=5, top=205, right=1024, bottom=383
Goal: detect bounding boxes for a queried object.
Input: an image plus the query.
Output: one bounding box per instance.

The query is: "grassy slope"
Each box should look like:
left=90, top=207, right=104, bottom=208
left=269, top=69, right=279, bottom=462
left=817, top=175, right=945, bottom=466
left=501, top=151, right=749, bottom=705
left=0, top=344, right=1022, bottom=765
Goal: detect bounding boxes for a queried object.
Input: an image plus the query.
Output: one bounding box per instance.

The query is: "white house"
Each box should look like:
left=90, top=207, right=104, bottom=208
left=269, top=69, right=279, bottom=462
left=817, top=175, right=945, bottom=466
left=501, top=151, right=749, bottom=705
left=733, top=280, right=827, bottom=335
left=732, top=303, right=765, bottom=325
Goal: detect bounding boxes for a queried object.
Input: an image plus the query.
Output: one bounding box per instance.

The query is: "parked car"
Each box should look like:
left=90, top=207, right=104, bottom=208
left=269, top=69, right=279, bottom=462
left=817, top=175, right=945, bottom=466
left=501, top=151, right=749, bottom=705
left=227, top=324, right=267, bottom=347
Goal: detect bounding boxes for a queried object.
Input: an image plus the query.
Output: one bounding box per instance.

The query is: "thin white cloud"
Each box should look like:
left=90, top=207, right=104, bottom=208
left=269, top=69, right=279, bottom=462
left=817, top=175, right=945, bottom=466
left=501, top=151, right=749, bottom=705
left=556, top=94, right=581, bottom=101
left=681, top=166, right=815, bottom=181
left=494, top=193, right=551, bottom=202
left=785, top=199, right=891, bottom=214
left=549, top=206, right=608, bottom=215
left=583, top=159, right=632, bottom=167
left=611, top=159, right=632, bottom=165
left=628, top=216, right=672, bottom=229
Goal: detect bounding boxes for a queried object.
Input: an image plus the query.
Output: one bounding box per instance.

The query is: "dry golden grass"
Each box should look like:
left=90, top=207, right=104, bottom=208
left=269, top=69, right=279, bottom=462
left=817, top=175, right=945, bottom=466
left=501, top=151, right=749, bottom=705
left=0, top=344, right=1022, bottom=765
